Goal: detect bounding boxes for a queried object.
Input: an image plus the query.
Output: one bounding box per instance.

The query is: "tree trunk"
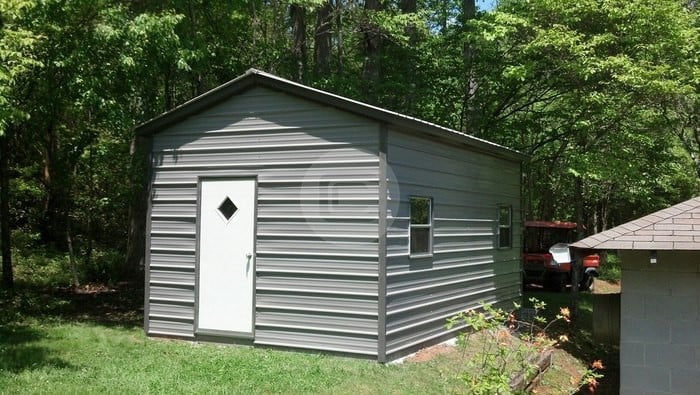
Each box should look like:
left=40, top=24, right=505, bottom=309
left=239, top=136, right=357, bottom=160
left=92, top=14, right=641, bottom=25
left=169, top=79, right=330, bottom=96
left=399, top=0, right=418, bottom=103
left=400, top=0, right=417, bottom=12
left=460, top=0, right=478, bottom=134
left=164, top=71, right=173, bottom=111
left=66, top=162, right=79, bottom=288
left=570, top=176, right=584, bottom=322
left=85, top=141, right=94, bottom=267
left=592, top=205, right=599, bottom=234
left=41, top=123, right=70, bottom=249
left=1, top=132, right=13, bottom=289
left=124, top=135, right=150, bottom=279
left=66, top=216, right=80, bottom=288
left=361, top=0, right=382, bottom=99
left=439, top=0, right=449, bottom=33
left=336, top=0, right=344, bottom=74
left=314, top=1, right=333, bottom=76
left=400, top=0, right=417, bottom=40
left=290, top=4, right=307, bottom=83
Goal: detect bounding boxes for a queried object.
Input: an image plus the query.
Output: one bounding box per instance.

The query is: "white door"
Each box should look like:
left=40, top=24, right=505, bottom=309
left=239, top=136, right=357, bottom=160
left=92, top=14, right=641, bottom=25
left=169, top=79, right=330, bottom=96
left=197, top=178, right=256, bottom=336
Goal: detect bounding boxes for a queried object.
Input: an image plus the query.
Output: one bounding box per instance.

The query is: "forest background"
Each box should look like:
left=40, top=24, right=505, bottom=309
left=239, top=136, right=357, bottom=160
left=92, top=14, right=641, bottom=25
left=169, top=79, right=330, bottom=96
left=1, top=0, right=698, bottom=287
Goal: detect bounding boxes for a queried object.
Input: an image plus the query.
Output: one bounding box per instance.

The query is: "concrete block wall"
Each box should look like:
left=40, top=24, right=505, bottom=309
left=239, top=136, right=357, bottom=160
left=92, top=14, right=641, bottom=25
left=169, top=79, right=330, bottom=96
left=619, top=250, right=700, bottom=395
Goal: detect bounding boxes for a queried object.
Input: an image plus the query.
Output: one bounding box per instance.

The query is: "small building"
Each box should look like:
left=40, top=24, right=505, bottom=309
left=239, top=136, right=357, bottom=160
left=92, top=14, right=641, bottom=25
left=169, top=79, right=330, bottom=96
left=572, top=197, right=700, bottom=394
left=136, top=69, right=523, bottom=362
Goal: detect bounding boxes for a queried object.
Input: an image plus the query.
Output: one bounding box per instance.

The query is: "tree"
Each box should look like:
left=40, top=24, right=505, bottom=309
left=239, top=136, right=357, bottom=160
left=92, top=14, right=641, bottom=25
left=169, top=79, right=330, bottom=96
left=290, top=3, right=307, bottom=82
left=0, top=0, right=696, bottom=288
left=455, top=0, right=700, bottom=225
left=361, top=0, right=383, bottom=98
left=314, top=1, right=333, bottom=76
left=0, top=0, right=40, bottom=289
left=1, top=0, right=193, bottom=284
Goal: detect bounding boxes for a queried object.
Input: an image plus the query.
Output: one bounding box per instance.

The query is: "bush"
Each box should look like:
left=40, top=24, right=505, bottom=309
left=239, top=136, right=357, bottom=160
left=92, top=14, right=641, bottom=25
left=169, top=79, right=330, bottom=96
left=446, top=298, right=603, bottom=394
left=83, top=249, right=131, bottom=284
left=11, top=230, right=132, bottom=287
left=598, top=253, right=621, bottom=283
left=13, top=249, right=74, bottom=288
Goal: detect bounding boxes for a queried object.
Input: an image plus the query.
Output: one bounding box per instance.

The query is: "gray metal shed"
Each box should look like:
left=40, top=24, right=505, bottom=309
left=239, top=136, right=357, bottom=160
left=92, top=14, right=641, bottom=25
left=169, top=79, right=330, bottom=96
left=137, top=69, right=524, bottom=361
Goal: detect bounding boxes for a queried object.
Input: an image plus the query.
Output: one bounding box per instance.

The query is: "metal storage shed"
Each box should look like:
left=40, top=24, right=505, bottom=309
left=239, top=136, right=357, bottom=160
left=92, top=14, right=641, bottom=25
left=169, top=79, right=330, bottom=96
left=137, top=69, right=524, bottom=362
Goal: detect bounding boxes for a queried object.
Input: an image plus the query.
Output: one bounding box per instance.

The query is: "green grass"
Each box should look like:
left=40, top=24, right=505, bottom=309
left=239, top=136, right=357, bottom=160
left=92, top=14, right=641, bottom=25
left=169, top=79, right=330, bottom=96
left=0, top=286, right=463, bottom=395
left=0, top=321, right=453, bottom=394
left=0, top=286, right=612, bottom=395
left=0, top=250, right=616, bottom=395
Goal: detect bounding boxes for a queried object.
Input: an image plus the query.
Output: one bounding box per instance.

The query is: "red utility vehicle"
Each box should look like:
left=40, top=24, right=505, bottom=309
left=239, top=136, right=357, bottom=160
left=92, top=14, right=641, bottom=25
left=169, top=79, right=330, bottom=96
left=522, top=221, right=600, bottom=292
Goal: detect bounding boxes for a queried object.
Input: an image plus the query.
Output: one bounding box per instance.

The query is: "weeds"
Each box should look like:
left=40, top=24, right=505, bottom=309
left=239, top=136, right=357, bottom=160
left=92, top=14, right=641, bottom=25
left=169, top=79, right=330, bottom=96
left=446, top=298, right=604, bottom=394
left=598, top=253, right=621, bottom=283
left=10, top=230, right=133, bottom=288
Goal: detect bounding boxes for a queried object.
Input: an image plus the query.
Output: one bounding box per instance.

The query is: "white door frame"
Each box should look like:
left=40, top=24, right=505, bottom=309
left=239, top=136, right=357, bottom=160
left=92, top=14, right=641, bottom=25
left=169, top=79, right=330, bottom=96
left=194, top=176, right=257, bottom=340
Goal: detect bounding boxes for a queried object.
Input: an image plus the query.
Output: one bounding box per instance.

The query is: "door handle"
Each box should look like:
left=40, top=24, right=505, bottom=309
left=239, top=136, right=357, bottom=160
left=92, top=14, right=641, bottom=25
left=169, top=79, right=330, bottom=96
left=246, top=252, right=252, bottom=259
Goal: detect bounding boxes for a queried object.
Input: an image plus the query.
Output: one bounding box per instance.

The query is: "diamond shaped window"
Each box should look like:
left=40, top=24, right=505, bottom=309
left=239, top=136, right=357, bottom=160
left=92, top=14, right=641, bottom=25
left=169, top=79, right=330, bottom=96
left=218, top=197, right=238, bottom=221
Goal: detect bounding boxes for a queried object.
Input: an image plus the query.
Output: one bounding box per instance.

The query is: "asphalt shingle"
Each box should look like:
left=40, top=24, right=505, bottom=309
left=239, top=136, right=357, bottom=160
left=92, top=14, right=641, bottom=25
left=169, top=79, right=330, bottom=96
left=571, top=196, right=700, bottom=251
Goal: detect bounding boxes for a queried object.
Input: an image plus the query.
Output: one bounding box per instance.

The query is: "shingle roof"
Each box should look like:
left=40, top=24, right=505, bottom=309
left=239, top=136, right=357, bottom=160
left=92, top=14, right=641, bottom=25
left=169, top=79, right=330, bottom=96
left=135, top=68, right=524, bottom=161
left=571, top=196, right=700, bottom=250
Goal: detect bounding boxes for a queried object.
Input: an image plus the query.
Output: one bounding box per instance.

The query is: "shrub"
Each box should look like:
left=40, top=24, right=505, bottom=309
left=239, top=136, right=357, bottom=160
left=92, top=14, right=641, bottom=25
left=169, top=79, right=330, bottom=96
left=446, top=298, right=603, bottom=394
left=598, top=253, right=621, bottom=283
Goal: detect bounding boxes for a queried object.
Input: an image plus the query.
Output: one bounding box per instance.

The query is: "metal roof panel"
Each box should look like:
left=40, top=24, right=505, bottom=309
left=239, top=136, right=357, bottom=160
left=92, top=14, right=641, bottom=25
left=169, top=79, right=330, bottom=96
left=135, top=69, right=524, bottom=162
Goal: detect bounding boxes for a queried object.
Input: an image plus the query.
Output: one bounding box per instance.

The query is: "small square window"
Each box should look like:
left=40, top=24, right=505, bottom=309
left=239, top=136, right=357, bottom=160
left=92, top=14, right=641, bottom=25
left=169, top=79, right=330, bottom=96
left=498, top=206, right=512, bottom=249
left=410, top=197, right=432, bottom=256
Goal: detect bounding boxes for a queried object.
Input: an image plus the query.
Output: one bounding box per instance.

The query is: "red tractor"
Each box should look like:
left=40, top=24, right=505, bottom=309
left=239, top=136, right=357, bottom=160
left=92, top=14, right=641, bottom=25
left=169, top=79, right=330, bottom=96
left=522, top=221, right=600, bottom=292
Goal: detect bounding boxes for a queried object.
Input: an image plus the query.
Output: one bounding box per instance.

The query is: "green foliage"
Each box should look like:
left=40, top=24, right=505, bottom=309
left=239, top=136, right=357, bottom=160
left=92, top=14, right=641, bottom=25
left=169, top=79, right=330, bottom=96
left=598, top=253, right=621, bottom=283
left=10, top=230, right=131, bottom=287
left=0, top=0, right=698, bottom=283
left=446, top=298, right=604, bottom=394
left=12, top=246, right=73, bottom=288
left=466, top=0, right=700, bottom=224
left=0, top=0, right=41, bottom=134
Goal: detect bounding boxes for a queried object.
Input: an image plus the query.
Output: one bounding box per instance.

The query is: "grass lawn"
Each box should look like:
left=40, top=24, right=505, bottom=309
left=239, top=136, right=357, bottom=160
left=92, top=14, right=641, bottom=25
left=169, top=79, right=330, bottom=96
left=0, top=277, right=618, bottom=394
left=0, top=321, right=465, bottom=394
left=0, top=284, right=468, bottom=394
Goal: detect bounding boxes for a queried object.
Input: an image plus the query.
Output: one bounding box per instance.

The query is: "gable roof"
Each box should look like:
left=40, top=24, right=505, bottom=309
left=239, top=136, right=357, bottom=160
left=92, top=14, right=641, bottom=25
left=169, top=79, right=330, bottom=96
left=571, top=196, right=700, bottom=250
left=134, top=68, right=524, bottom=161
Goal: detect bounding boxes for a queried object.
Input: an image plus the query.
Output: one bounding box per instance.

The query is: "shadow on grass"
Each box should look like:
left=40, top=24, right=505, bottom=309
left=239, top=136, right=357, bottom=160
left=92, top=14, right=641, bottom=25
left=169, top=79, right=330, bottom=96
left=0, top=324, right=75, bottom=373
left=0, top=282, right=143, bottom=329
left=0, top=281, right=141, bottom=375
left=523, top=289, right=619, bottom=395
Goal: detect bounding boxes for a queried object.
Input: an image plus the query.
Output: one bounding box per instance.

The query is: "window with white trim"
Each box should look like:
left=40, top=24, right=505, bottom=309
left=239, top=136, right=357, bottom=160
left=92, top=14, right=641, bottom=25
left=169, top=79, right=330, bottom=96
left=410, top=197, right=432, bottom=256
left=498, top=205, right=512, bottom=248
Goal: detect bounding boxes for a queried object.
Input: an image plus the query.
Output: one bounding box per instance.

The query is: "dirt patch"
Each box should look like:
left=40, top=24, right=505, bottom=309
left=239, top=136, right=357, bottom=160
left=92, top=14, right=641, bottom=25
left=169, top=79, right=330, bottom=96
left=594, top=279, right=620, bottom=294
left=534, top=348, right=588, bottom=394
left=405, top=342, right=455, bottom=363
left=56, top=283, right=117, bottom=294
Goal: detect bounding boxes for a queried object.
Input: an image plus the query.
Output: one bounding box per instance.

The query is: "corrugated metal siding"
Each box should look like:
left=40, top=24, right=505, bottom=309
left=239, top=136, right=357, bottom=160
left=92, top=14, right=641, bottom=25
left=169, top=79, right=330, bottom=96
left=384, top=131, right=522, bottom=358
left=146, top=87, right=380, bottom=355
